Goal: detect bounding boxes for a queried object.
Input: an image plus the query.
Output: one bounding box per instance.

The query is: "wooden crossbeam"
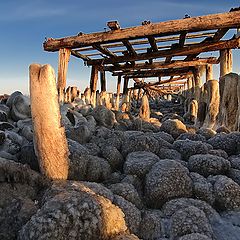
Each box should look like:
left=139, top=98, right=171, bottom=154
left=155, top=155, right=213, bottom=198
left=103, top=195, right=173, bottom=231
left=88, top=37, right=240, bottom=65
left=92, top=44, right=117, bottom=58
left=114, top=67, right=193, bottom=78
left=74, top=32, right=216, bottom=53
left=148, top=36, right=158, bottom=52
left=179, top=31, right=187, bottom=47
left=104, top=57, right=218, bottom=72
left=71, top=50, right=90, bottom=61
left=44, top=10, right=240, bottom=51
left=122, top=40, right=137, bottom=55
left=212, top=28, right=229, bottom=42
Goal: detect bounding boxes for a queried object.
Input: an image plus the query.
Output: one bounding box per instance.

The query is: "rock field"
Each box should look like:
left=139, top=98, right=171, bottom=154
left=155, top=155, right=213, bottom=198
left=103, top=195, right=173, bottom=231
left=0, top=91, right=240, bottom=240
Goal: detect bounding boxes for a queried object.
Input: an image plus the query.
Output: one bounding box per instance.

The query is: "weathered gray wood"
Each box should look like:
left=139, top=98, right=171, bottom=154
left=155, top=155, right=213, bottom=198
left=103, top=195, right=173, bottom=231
left=44, top=10, right=240, bottom=51
left=87, top=38, right=240, bottom=65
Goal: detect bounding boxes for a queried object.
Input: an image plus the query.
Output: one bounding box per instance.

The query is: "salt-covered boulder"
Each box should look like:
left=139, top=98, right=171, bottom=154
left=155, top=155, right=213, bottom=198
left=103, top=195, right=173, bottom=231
left=170, top=206, right=213, bottom=239
left=160, top=119, right=188, bottom=139
left=145, top=160, right=192, bottom=208
left=139, top=209, right=163, bottom=239
left=69, top=153, right=111, bottom=182
left=101, top=145, right=124, bottom=171
left=188, top=154, right=231, bottom=177
left=92, top=105, right=116, bottom=128
left=173, top=140, right=211, bottom=160
left=19, top=181, right=128, bottom=240
left=190, top=172, right=214, bottom=205
left=124, top=151, right=160, bottom=179
left=212, top=175, right=240, bottom=211
left=207, top=133, right=237, bottom=155
left=108, top=183, right=143, bottom=209
left=113, top=195, right=141, bottom=235
left=11, top=94, right=31, bottom=121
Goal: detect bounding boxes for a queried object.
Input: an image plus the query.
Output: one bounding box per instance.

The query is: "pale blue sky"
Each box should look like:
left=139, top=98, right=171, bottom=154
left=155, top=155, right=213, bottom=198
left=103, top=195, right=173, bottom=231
left=0, top=0, right=239, bottom=94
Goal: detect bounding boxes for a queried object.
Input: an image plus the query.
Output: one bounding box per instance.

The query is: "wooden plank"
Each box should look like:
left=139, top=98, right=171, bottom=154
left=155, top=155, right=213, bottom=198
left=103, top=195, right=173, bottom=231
left=148, top=36, right=158, bottom=52
left=88, top=37, right=240, bottom=65
left=71, top=50, right=90, bottom=61
left=92, top=44, right=117, bottom=57
left=115, top=67, right=193, bottom=78
left=44, top=10, right=240, bottom=51
left=179, top=31, right=187, bottom=47
left=122, top=40, right=137, bottom=55
left=212, top=28, right=229, bottom=42
left=104, top=57, right=218, bottom=72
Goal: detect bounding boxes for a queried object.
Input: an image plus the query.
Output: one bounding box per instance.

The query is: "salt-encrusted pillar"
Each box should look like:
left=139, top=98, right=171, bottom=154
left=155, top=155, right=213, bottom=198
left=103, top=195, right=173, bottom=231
left=30, top=64, right=69, bottom=180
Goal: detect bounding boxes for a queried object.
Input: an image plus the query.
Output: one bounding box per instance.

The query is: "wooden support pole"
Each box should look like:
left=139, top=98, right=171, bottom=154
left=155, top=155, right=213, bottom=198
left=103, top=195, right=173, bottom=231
left=220, top=49, right=232, bottom=77
left=123, top=76, right=129, bottom=95
left=29, top=64, right=69, bottom=180
left=206, top=64, right=213, bottom=81
left=90, top=65, right=98, bottom=107
left=116, top=75, right=121, bottom=110
left=57, top=48, right=70, bottom=103
left=100, top=70, right=106, bottom=92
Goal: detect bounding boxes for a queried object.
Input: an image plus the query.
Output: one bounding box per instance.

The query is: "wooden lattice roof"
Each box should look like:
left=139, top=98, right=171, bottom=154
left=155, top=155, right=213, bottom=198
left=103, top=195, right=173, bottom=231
left=43, top=8, right=240, bottom=94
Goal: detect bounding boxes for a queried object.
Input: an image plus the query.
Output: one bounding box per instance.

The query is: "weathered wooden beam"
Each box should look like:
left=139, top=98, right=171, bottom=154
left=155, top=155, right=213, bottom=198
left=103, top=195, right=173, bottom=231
left=113, top=67, right=192, bottom=77
left=179, top=31, right=187, bottom=46
left=116, top=68, right=193, bottom=78
left=92, top=44, right=117, bottom=58
left=212, top=28, right=229, bottom=42
left=123, top=76, right=129, bottom=95
left=122, top=40, right=137, bottom=56
left=100, top=70, right=106, bottom=92
left=104, top=57, right=218, bottom=72
left=148, top=36, right=158, bottom=52
left=57, top=48, right=70, bottom=101
left=44, top=10, right=240, bottom=51
left=71, top=50, right=90, bottom=61
left=116, top=75, right=121, bottom=110
left=88, top=37, right=240, bottom=65
left=220, top=49, right=232, bottom=77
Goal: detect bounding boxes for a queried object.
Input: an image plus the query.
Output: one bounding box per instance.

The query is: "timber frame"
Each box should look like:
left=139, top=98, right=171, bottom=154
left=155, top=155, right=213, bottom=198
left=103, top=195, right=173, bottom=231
left=44, top=8, right=240, bottom=97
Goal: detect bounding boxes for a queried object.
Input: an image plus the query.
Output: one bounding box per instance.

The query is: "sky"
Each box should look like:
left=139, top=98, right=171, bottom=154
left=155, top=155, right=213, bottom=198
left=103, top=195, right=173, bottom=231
left=0, top=0, right=239, bottom=95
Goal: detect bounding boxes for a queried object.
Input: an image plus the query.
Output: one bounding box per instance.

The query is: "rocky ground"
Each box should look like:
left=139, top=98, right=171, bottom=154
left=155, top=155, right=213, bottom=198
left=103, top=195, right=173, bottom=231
left=0, top=91, right=240, bottom=240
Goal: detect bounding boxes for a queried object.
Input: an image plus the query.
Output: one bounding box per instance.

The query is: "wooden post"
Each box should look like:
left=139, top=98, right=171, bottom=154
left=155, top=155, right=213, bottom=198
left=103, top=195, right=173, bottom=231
left=206, top=64, right=213, bottom=81
left=29, top=64, right=69, bottom=180
left=220, top=49, right=232, bottom=77
left=90, top=65, right=98, bottom=107
left=100, top=70, right=106, bottom=92
left=193, top=67, right=202, bottom=100
left=116, top=75, right=121, bottom=110
left=57, top=48, right=70, bottom=103
left=123, top=76, right=129, bottom=95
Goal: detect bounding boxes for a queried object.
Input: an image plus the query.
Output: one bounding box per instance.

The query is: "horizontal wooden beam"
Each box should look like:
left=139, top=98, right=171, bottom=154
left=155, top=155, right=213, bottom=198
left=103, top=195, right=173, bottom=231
left=115, top=68, right=193, bottom=78
left=105, top=57, right=218, bottom=72
left=44, top=10, right=240, bottom=51
left=92, top=44, right=117, bottom=57
left=88, top=37, right=240, bottom=65
left=71, top=50, right=90, bottom=61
